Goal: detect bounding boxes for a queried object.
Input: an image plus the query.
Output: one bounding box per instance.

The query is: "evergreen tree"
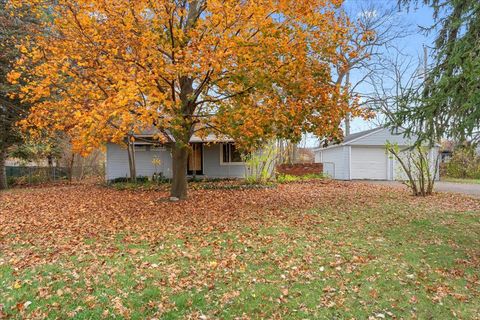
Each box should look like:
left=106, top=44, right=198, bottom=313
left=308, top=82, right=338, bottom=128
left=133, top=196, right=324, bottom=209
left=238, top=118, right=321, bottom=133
left=0, top=0, right=36, bottom=189
left=396, top=0, right=480, bottom=143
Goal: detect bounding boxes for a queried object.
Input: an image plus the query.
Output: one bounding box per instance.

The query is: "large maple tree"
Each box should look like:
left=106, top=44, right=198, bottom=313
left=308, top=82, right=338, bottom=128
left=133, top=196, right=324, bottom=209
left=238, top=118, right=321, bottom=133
left=12, top=0, right=363, bottom=198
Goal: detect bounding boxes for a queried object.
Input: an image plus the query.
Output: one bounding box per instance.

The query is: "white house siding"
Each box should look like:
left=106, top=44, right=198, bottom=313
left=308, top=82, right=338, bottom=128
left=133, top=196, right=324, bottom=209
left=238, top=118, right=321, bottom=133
left=106, top=143, right=173, bottom=181
left=106, top=142, right=246, bottom=181
left=203, top=144, right=245, bottom=178
left=317, top=146, right=350, bottom=180
left=314, top=127, right=440, bottom=181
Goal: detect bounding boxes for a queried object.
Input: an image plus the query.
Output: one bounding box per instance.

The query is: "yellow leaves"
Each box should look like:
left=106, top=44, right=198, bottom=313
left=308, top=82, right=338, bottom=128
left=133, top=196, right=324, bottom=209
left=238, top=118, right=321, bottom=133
left=13, top=0, right=362, bottom=154
left=362, top=29, right=376, bottom=42
left=13, top=280, right=22, bottom=289
left=152, top=157, right=162, bottom=166
left=348, top=50, right=359, bottom=59
left=19, top=45, right=28, bottom=54
left=7, top=71, right=21, bottom=84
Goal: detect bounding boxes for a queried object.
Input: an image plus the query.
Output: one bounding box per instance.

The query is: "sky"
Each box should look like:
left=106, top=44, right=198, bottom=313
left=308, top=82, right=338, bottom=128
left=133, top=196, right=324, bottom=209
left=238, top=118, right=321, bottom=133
left=303, top=0, right=437, bottom=148
left=345, top=0, right=436, bottom=132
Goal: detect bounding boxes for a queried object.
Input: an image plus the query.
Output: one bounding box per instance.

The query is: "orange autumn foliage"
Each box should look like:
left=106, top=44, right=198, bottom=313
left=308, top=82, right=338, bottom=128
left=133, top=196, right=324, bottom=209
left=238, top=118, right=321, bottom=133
left=11, top=0, right=364, bottom=148
left=10, top=0, right=368, bottom=197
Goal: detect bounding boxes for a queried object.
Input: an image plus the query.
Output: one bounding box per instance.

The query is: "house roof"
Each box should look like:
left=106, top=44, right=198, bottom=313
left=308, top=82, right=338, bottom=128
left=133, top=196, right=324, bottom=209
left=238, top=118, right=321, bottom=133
left=189, top=133, right=234, bottom=143
left=314, top=127, right=385, bottom=151
left=134, top=126, right=234, bottom=143
left=343, top=127, right=384, bottom=143
left=314, top=126, right=440, bottom=152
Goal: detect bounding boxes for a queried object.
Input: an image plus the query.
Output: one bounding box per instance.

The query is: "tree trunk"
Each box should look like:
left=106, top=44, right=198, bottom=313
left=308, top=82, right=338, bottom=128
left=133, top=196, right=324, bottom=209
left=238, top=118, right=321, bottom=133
left=388, top=147, right=418, bottom=196
left=68, top=153, right=75, bottom=182
left=79, top=156, right=85, bottom=180
left=126, top=137, right=136, bottom=182
left=171, top=143, right=189, bottom=199
left=0, top=150, right=7, bottom=190
left=47, top=155, right=53, bottom=181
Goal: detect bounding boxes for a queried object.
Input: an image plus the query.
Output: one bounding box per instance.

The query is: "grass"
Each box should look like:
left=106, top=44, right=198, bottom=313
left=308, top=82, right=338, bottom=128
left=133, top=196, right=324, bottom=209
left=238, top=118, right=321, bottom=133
left=0, top=181, right=479, bottom=319
left=443, top=177, right=480, bottom=184
left=276, top=173, right=326, bottom=183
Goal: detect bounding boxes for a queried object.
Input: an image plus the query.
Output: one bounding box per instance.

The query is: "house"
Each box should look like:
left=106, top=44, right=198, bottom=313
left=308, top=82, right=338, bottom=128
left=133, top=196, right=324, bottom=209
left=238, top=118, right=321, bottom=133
left=296, top=148, right=315, bottom=163
left=314, top=127, right=440, bottom=180
left=439, top=140, right=454, bottom=163
left=106, top=131, right=247, bottom=181
left=5, top=157, right=53, bottom=167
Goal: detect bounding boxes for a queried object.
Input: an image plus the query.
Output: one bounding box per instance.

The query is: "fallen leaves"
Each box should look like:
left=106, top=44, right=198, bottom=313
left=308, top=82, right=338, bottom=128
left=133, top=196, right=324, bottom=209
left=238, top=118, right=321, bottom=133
left=0, top=180, right=479, bottom=318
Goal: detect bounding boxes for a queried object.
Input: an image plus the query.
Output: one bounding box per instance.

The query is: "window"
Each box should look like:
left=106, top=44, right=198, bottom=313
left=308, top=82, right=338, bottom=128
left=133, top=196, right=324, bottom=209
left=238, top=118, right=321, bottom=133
left=221, top=143, right=243, bottom=164
left=151, top=145, right=166, bottom=152
left=134, top=143, right=165, bottom=152
left=134, top=145, right=148, bottom=152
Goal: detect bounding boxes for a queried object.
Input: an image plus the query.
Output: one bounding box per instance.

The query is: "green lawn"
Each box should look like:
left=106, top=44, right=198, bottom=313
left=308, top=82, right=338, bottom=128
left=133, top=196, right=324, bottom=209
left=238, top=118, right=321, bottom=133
left=443, top=177, right=480, bottom=184
left=1, top=182, right=479, bottom=319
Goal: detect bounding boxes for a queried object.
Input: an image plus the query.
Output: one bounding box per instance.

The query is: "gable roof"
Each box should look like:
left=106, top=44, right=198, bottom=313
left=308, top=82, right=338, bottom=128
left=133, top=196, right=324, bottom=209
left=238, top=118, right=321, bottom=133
left=343, top=127, right=384, bottom=144
left=315, top=126, right=440, bottom=151
left=314, top=127, right=385, bottom=151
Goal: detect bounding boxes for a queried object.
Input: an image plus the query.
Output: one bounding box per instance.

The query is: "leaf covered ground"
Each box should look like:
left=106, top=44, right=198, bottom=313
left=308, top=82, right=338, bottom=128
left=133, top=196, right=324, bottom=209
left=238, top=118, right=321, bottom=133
left=1, top=181, right=480, bottom=319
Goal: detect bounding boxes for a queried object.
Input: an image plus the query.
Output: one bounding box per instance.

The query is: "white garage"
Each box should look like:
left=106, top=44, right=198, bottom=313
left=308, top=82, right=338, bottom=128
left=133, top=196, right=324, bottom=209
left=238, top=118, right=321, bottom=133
left=314, top=127, right=439, bottom=181
left=350, top=147, right=388, bottom=180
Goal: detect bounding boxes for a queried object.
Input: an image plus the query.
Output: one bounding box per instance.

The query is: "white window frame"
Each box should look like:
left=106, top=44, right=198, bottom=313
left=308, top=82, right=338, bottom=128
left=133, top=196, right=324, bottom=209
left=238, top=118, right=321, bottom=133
left=220, top=143, right=244, bottom=166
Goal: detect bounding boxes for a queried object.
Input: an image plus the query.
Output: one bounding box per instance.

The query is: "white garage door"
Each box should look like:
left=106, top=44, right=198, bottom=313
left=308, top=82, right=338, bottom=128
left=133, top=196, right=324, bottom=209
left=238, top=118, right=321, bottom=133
left=351, top=147, right=388, bottom=180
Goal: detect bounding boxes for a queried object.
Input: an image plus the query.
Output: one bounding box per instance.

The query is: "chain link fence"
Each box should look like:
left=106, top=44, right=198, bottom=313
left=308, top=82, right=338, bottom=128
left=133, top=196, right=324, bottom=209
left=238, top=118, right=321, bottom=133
left=6, top=165, right=105, bottom=186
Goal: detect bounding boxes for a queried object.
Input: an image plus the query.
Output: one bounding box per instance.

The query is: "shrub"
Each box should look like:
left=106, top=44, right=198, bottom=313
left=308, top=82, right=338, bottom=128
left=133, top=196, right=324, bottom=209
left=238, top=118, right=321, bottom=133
left=7, top=176, right=18, bottom=187
left=110, top=176, right=150, bottom=184
left=152, top=173, right=170, bottom=184
left=6, top=173, right=52, bottom=186
left=386, top=142, right=439, bottom=196
left=445, top=147, right=480, bottom=179
left=244, top=142, right=279, bottom=184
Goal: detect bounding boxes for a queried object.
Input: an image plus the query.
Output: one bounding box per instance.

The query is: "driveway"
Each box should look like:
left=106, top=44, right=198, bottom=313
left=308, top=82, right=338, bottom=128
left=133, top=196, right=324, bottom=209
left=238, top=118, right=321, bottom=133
left=357, top=180, right=480, bottom=198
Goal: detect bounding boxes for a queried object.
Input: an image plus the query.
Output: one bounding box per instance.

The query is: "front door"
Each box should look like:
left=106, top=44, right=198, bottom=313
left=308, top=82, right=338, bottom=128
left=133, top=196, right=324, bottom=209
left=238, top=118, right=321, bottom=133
left=187, top=143, right=203, bottom=175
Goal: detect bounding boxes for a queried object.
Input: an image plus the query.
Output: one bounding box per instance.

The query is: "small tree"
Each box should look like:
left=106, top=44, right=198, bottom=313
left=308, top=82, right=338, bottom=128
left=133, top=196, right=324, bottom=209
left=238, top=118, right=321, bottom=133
left=244, top=142, right=280, bottom=184
left=386, top=142, right=439, bottom=196
left=10, top=135, right=62, bottom=168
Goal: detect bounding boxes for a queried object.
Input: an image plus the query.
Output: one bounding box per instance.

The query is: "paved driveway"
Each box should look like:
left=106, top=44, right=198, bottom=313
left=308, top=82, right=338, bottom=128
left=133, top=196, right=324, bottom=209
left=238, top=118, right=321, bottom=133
left=357, top=180, right=480, bottom=198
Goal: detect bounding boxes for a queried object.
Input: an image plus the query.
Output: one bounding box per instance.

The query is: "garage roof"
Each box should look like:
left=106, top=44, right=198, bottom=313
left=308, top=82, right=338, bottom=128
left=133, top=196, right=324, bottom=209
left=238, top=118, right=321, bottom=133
left=315, top=126, right=439, bottom=151
left=314, top=127, right=385, bottom=151
left=343, top=127, right=384, bottom=143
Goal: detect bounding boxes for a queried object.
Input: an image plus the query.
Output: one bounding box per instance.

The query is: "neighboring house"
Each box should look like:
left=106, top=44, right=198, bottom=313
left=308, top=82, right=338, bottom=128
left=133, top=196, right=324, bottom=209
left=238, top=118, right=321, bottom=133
left=5, top=157, right=53, bottom=167
left=106, top=131, right=247, bottom=181
left=439, top=150, right=453, bottom=163
left=439, top=139, right=454, bottom=163
left=296, top=148, right=315, bottom=163
left=314, top=127, right=440, bottom=180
